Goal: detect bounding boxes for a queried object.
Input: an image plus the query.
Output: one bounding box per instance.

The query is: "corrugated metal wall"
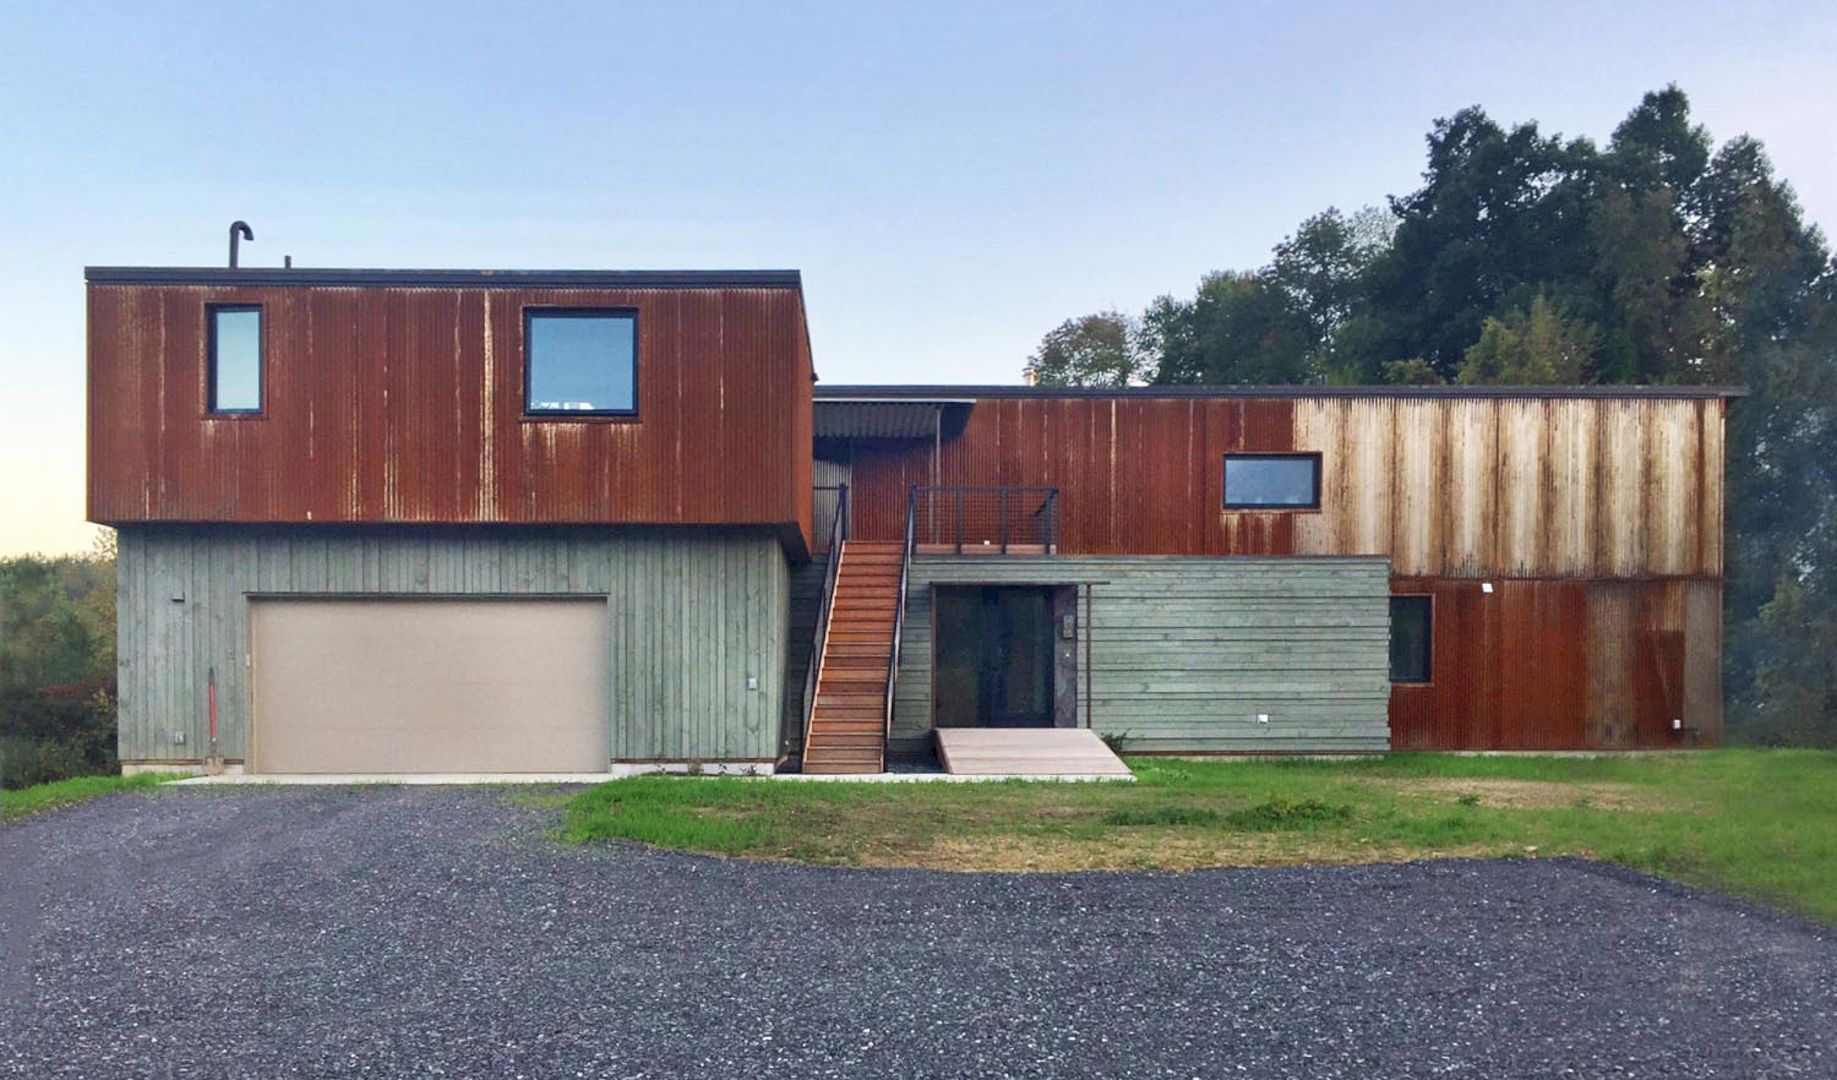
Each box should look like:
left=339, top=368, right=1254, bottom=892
left=89, top=284, right=814, bottom=552
left=117, top=525, right=789, bottom=766
left=849, top=397, right=1300, bottom=553
left=836, top=392, right=1725, bottom=751
left=1291, top=397, right=1723, bottom=578
left=840, top=394, right=1723, bottom=576
left=893, top=555, right=1392, bottom=754
left=1386, top=576, right=1721, bottom=749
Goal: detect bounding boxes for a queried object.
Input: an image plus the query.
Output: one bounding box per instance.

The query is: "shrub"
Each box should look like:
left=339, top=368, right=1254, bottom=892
left=0, top=684, right=118, bottom=790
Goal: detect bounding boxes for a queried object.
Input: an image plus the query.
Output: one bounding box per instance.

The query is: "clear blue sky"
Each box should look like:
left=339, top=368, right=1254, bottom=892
left=3, top=1, right=1832, bottom=555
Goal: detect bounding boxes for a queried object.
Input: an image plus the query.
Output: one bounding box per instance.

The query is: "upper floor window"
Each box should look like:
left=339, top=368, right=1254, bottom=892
left=525, top=309, right=637, bottom=416
left=207, top=305, right=263, bottom=413
left=1390, top=595, right=1433, bottom=684
left=1223, top=453, right=1320, bottom=509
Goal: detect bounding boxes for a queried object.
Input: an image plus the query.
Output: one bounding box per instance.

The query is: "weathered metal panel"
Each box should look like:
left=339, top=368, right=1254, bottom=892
left=841, top=392, right=1722, bottom=577
left=115, top=524, right=789, bottom=766
left=1390, top=575, right=1716, bottom=749
left=1288, top=396, right=1721, bottom=579
left=88, top=282, right=814, bottom=548
left=891, top=555, right=1392, bottom=754
left=845, top=397, right=1300, bottom=555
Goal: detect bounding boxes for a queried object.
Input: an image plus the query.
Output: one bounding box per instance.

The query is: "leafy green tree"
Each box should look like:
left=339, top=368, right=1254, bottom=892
left=1021, top=84, right=1837, bottom=743
left=1350, top=106, right=1603, bottom=380
left=1026, top=311, right=1145, bottom=387
left=1, top=536, right=120, bottom=786
left=1458, top=293, right=1599, bottom=384
left=1146, top=271, right=1317, bottom=385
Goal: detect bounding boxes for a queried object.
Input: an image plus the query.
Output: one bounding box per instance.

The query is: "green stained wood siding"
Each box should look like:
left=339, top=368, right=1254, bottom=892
left=895, top=555, right=1391, bottom=754
left=116, top=525, right=789, bottom=765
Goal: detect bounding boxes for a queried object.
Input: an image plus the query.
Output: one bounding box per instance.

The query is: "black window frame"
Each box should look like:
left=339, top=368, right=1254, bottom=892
left=1222, top=451, right=1322, bottom=510
left=1389, top=594, right=1434, bottom=685
left=522, top=306, right=640, bottom=419
left=206, top=303, right=265, bottom=416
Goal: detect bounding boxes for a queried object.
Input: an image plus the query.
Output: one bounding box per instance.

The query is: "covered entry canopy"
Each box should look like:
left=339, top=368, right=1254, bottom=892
left=812, top=396, right=975, bottom=441
left=249, top=597, right=610, bottom=774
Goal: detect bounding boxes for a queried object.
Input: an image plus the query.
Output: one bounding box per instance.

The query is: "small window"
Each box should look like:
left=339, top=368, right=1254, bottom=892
left=525, top=309, right=637, bottom=415
left=1390, top=595, right=1433, bottom=684
left=208, top=305, right=263, bottom=413
left=1223, top=453, right=1320, bottom=509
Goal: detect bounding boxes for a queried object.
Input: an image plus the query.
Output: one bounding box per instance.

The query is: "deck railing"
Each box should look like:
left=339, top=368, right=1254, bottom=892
left=909, top=485, right=1060, bottom=554
left=801, top=483, right=848, bottom=759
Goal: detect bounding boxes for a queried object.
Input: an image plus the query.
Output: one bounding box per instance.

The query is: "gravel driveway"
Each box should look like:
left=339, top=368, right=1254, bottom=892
left=2, top=787, right=1832, bottom=1079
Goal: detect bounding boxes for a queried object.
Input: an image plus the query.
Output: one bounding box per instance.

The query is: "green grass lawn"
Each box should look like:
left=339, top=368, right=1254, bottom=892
left=1, top=772, right=183, bottom=823
left=565, top=750, right=1837, bottom=923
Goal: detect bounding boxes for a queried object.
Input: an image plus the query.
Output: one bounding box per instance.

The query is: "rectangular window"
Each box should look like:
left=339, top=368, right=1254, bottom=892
left=1390, top=595, right=1433, bottom=684
left=1223, top=453, right=1320, bottom=509
left=208, top=305, right=263, bottom=413
left=525, top=309, right=637, bottom=415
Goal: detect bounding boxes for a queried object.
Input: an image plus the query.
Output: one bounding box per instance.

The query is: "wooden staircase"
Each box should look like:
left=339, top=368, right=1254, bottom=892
left=803, top=540, right=904, bottom=774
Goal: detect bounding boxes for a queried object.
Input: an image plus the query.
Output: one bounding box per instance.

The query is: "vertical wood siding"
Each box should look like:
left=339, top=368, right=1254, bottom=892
left=116, top=525, right=789, bottom=765
left=892, top=556, right=1392, bottom=754
left=89, top=285, right=815, bottom=551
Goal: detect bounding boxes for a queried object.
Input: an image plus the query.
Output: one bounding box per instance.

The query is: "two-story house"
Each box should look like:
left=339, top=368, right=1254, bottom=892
left=87, top=264, right=1734, bottom=776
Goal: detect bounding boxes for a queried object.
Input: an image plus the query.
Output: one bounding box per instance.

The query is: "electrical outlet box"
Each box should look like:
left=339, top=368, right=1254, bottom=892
left=174, top=732, right=186, bottom=745
left=1671, top=717, right=1683, bottom=731
left=746, top=675, right=758, bottom=691
left=1257, top=713, right=1270, bottom=724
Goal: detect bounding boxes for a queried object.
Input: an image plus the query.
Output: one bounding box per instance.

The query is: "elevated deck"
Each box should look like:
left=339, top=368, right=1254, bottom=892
left=934, top=729, right=1134, bottom=780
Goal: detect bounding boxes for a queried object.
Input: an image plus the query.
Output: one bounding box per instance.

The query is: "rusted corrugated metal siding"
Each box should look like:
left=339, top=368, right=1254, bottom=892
left=1388, top=576, right=1720, bottom=749
left=1290, top=396, right=1724, bottom=578
left=833, top=389, right=1725, bottom=751
left=89, top=283, right=814, bottom=547
left=847, top=396, right=1299, bottom=554
left=842, top=393, right=1724, bottom=578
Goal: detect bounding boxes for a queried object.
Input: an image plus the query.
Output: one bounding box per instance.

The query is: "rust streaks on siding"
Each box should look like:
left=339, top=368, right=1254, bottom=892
left=842, top=393, right=1722, bottom=576
left=1290, top=396, right=1721, bottom=578
left=845, top=396, right=1300, bottom=555
left=88, top=283, right=815, bottom=549
left=1389, top=576, right=1719, bottom=750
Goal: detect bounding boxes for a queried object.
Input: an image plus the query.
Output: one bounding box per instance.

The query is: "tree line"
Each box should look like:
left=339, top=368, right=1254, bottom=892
left=0, top=538, right=118, bottom=787
left=1028, top=87, right=1836, bottom=745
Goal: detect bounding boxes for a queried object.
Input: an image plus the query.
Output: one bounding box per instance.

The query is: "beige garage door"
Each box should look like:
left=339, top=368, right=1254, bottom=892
left=250, top=598, right=609, bottom=774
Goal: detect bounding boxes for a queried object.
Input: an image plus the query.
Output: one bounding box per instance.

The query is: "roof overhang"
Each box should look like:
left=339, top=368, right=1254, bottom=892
left=813, top=398, right=976, bottom=441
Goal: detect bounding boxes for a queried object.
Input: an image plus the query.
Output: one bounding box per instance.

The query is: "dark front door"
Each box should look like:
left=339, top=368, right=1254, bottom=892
left=934, top=586, right=1062, bottom=728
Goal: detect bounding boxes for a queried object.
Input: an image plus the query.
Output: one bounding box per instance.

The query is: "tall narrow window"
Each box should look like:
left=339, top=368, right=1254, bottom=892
left=1223, top=453, right=1320, bottom=509
left=1390, top=595, right=1433, bottom=684
left=208, top=305, right=263, bottom=413
left=525, top=309, right=637, bottom=415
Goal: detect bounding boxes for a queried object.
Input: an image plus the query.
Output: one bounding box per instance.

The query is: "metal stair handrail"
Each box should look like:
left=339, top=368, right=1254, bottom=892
left=801, top=483, right=847, bottom=764
left=887, top=485, right=917, bottom=746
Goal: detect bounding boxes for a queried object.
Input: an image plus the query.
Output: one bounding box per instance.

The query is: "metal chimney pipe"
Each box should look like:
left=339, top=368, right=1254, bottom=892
left=228, top=221, right=254, bottom=268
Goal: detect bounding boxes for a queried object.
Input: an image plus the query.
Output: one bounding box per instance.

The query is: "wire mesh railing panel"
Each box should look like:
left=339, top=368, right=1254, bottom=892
left=909, top=486, right=1059, bottom=553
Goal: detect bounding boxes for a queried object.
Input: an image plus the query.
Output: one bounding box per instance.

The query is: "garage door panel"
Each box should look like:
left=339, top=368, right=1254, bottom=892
left=252, top=599, right=608, bottom=774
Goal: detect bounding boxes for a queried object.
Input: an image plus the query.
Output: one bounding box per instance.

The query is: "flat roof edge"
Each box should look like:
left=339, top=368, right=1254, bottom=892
left=816, top=383, right=1746, bottom=400
left=84, top=267, right=805, bottom=289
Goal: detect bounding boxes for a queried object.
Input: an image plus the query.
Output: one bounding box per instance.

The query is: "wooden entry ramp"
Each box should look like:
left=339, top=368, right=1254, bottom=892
left=934, top=729, right=1135, bottom=780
